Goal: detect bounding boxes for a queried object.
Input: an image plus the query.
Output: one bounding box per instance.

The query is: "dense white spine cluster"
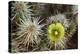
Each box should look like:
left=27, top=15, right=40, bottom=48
left=11, top=1, right=33, bottom=21
left=13, top=17, right=44, bottom=51
left=48, top=14, right=70, bottom=30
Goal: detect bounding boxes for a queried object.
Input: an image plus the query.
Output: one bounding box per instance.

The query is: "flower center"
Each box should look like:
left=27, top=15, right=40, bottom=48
left=54, top=31, right=58, bottom=36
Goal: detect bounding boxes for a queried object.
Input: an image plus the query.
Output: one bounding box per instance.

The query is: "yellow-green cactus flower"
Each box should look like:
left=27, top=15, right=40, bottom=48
left=48, top=23, right=65, bottom=42
left=47, top=14, right=73, bottom=50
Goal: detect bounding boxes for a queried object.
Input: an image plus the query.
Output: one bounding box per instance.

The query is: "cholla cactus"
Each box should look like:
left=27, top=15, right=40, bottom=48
left=11, top=1, right=44, bottom=52
left=10, top=2, right=77, bottom=52
left=12, top=17, right=44, bottom=52
left=47, top=14, right=71, bottom=49
left=11, top=1, right=33, bottom=21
